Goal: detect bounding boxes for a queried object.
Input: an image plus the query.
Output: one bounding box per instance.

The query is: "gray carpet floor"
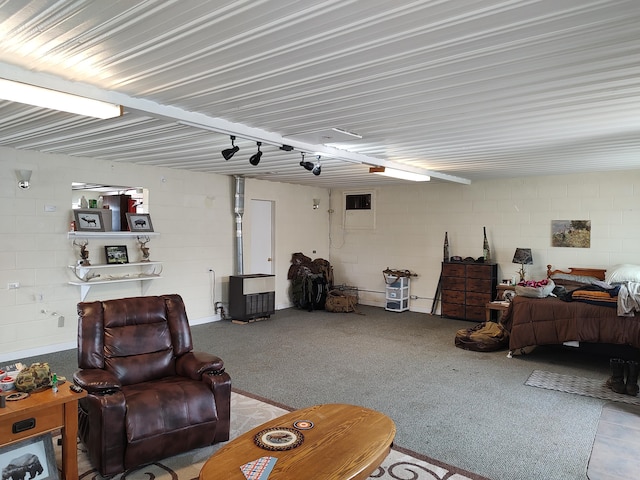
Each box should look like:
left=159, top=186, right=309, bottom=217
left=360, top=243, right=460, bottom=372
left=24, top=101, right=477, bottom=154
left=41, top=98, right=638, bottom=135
left=13, top=305, right=628, bottom=480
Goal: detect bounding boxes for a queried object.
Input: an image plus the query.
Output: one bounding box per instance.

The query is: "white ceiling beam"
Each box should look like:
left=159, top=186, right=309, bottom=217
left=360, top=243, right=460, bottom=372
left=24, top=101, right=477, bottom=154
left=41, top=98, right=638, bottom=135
left=0, top=62, right=471, bottom=184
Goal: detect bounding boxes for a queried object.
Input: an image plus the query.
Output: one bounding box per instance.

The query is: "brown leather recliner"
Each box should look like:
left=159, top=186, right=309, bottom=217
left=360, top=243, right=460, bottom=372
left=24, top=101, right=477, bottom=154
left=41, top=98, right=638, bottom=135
left=73, top=294, right=231, bottom=476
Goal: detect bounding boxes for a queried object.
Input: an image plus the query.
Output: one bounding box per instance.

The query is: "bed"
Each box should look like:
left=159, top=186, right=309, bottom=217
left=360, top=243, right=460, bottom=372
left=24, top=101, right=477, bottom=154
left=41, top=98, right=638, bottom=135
left=501, top=265, right=640, bottom=352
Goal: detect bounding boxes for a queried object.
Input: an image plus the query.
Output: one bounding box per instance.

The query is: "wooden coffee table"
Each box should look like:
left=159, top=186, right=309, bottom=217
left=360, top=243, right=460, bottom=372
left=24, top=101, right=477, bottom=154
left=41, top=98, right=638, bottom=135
left=199, top=403, right=395, bottom=479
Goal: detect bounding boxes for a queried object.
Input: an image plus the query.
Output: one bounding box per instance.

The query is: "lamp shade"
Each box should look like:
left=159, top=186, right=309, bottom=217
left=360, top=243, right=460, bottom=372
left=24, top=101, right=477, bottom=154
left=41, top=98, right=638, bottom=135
left=512, top=248, right=533, bottom=265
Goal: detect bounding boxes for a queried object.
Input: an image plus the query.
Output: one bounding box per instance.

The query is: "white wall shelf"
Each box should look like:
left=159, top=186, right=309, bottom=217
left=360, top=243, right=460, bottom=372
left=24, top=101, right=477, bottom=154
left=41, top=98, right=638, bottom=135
left=68, top=262, right=163, bottom=300
left=68, top=231, right=160, bottom=239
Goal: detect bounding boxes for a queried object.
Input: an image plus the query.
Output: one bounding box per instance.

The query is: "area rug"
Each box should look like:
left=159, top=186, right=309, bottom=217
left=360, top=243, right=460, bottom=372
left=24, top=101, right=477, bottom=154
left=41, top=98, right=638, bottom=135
left=525, top=369, right=640, bottom=406
left=57, top=389, right=488, bottom=480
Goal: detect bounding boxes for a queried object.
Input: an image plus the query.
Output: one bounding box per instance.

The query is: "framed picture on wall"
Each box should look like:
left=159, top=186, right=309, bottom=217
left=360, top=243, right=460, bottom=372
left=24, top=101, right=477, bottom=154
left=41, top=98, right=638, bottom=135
left=105, top=245, right=129, bottom=264
left=126, top=213, right=154, bottom=233
left=74, top=209, right=105, bottom=232
left=0, top=434, right=59, bottom=480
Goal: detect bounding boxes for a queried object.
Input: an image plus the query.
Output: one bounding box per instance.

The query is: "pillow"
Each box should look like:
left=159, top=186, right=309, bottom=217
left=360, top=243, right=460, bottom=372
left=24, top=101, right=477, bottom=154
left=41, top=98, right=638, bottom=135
left=605, top=264, right=640, bottom=284
left=515, top=279, right=555, bottom=298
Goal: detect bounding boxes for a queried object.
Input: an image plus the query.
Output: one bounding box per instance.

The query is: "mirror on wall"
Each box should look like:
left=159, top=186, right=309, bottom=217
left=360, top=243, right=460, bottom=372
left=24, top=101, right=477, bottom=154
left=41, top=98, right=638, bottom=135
left=72, top=183, right=149, bottom=232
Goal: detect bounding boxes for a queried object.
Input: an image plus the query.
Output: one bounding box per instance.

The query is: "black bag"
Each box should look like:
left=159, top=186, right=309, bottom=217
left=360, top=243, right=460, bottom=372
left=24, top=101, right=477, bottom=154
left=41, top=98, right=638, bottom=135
left=292, top=273, right=327, bottom=311
left=454, top=322, right=509, bottom=352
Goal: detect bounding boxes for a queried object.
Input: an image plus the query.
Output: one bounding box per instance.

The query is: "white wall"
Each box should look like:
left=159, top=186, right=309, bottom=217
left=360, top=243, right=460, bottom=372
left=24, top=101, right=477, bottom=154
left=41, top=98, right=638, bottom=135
left=0, top=147, right=329, bottom=361
left=329, top=170, right=640, bottom=313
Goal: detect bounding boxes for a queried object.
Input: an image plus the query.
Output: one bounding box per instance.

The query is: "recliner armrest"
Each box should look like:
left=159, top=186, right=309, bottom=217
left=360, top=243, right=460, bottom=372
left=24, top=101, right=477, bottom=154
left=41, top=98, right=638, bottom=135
left=176, top=351, right=225, bottom=380
left=73, top=369, right=122, bottom=394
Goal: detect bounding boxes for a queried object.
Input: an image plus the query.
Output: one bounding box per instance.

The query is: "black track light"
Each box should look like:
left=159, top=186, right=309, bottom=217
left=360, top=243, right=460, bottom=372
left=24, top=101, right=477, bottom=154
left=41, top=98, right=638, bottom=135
left=249, top=142, right=262, bottom=166
left=222, top=135, right=239, bottom=160
left=299, top=152, right=314, bottom=171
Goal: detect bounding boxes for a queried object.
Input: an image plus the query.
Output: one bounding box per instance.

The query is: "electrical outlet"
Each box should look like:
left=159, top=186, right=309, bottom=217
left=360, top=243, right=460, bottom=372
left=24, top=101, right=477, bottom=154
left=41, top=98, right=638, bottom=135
left=7, top=282, right=19, bottom=289
left=58, top=316, right=65, bottom=328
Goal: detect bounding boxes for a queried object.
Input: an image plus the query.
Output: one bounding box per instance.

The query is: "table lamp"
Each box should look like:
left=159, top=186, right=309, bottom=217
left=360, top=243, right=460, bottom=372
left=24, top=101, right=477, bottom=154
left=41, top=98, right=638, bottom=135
left=512, top=248, right=533, bottom=282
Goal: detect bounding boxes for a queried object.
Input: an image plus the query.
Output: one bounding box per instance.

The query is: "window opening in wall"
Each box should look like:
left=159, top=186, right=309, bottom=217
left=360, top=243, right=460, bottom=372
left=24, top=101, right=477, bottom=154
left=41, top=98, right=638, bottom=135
left=345, top=193, right=371, bottom=210
left=71, top=183, right=148, bottom=232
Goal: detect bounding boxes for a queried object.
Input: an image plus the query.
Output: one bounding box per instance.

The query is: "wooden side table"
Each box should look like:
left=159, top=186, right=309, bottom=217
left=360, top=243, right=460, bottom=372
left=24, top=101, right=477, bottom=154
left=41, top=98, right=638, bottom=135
left=0, top=385, right=87, bottom=480
left=485, top=301, right=510, bottom=322
left=485, top=283, right=515, bottom=322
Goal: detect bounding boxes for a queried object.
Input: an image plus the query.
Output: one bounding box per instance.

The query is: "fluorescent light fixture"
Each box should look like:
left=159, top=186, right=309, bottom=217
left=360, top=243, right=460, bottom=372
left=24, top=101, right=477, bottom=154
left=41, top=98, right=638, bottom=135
left=331, top=127, right=362, bottom=139
left=369, top=166, right=430, bottom=182
left=0, top=78, right=122, bottom=119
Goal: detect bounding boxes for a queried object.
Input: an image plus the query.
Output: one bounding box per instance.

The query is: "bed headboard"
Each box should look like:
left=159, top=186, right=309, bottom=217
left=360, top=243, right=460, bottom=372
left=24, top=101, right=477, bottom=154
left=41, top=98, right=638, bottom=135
left=546, top=264, right=606, bottom=281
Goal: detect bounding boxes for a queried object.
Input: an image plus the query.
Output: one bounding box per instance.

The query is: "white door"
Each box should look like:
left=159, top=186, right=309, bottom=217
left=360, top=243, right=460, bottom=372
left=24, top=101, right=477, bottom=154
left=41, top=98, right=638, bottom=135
left=249, top=199, right=274, bottom=274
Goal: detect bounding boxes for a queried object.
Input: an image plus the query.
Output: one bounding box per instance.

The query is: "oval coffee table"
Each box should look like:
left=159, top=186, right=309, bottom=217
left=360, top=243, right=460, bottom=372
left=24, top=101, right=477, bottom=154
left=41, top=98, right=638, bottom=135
left=200, top=403, right=395, bottom=479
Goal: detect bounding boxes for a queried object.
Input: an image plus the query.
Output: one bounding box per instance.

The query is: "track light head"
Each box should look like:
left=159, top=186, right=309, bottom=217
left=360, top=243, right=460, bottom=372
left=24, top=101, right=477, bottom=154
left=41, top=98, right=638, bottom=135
left=249, top=142, right=262, bottom=166
left=312, top=156, right=322, bottom=176
left=222, top=135, right=239, bottom=160
left=300, top=161, right=314, bottom=170
left=299, top=152, right=314, bottom=171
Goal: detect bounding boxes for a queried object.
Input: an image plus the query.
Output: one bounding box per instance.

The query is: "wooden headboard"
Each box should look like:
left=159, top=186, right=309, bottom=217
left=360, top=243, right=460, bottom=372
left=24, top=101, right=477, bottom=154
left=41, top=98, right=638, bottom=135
left=546, top=264, right=606, bottom=281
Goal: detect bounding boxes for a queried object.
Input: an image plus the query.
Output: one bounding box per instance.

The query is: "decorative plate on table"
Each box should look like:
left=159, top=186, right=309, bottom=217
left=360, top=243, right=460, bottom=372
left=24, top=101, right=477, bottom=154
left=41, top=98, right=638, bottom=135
left=254, top=427, right=304, bottom=451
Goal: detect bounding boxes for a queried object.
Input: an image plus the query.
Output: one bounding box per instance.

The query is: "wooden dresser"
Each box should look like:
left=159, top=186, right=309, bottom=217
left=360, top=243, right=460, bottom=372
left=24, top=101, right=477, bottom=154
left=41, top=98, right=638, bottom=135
left=441, top=262, right=497, bottom=321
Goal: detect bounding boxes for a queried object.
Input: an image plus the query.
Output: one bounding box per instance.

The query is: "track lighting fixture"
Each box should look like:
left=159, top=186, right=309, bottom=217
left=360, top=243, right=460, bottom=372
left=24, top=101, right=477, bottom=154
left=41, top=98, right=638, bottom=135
left=299, top=152, right=314, bottom=171
left=249, top=142, right=262, bottom=166
left=312, top=156, right=322, bottom=176
left=221, top=135, right=239, bottom=160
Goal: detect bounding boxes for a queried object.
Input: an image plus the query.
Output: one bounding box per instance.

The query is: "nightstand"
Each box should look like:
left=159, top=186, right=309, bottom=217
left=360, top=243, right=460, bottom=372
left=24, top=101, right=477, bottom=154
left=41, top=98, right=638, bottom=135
left=485, top=284, right=516, bottom=322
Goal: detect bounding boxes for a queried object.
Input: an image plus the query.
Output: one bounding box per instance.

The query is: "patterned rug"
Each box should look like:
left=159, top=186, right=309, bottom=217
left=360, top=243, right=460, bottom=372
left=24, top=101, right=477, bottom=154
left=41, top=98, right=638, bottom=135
left=525, top=369, right=640, bottom=405
left=57, top=389, right=489, bottom=480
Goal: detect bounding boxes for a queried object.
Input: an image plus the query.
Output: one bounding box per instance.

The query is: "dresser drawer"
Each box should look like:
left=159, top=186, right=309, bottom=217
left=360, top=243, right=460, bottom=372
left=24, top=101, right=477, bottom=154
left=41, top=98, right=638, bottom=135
left=467, top=278, right=493, bottom=293
left=442, top=289, right=464, bottom=304
left=466, top=291, right=492, bottom=307
left=465, top=305, right=486, bottom=322
left=466, top=264, right=493, bottom=278
left=442, top=263, right=465, bottom=277
left=0, top=404, right=63, bottom=446
left=442, top=302, right=465, bottom=319
left=442, top=276, right=465, bottom=291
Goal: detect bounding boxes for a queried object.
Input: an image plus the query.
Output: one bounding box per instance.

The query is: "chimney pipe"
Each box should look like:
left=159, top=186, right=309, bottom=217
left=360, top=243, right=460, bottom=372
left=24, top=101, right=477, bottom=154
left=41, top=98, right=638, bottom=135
left=233, top=175, right=245, bottom=275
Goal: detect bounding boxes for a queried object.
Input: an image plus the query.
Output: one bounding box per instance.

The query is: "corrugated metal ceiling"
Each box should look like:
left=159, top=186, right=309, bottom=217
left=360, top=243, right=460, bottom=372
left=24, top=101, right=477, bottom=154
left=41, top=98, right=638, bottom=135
left=1, top=0, right=639, bottom=188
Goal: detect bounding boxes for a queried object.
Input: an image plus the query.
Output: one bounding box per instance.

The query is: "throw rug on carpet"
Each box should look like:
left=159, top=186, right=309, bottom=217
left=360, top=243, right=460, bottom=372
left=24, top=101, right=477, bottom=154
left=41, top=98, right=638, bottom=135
left=55, top=390, right=488, bottom=480
left=525, top=369, right=640, bottom=406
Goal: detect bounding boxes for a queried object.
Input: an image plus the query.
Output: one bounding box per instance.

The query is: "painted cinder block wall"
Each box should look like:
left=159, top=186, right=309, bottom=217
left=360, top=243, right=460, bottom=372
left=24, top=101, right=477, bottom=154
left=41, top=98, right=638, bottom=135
left=329, top=170, right=640, bottom=313
left=0, top=146, right=329, bottom=361
left=2, top=143, right=639, bottom=360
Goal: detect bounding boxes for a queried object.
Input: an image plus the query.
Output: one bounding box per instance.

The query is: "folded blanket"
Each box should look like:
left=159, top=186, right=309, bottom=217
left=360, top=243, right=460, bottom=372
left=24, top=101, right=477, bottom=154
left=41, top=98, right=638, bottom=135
left=570, top=285, right=619, bottom=308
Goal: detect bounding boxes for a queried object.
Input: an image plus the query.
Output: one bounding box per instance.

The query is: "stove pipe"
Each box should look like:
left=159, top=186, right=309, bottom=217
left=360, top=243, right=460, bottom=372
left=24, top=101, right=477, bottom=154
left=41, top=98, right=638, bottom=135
left=234, top=175, right=245, bottom=275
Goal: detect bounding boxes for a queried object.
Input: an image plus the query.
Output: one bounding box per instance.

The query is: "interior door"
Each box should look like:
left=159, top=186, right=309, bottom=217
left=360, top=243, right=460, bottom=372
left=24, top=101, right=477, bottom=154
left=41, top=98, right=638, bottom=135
left=249, top=199, right=274, bottom=274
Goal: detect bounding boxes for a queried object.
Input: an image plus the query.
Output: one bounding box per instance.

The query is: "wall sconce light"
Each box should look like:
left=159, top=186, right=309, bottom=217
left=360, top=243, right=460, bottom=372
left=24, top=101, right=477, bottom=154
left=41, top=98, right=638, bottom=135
left=249, top=142, right=263, bottom=166
left=369, top=166, right=430, bottom=182
left=0, top=79, right=122, bottom=119
left=313, top=199, right=320, bottom=210
left=16, top=169, right=32, bottom=189
left=222, top=135, right=239, bottom=160
left=299, top=152, right=314, bottom=171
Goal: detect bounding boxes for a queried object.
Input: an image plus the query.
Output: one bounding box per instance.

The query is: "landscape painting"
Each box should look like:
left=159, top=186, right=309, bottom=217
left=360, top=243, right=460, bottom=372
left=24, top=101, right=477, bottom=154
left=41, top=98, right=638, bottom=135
left=551, top=220, right=591, bottom=248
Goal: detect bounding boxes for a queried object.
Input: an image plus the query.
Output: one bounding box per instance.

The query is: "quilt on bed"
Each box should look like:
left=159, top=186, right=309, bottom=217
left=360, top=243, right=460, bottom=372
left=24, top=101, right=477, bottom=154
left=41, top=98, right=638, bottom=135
left=501, top=295, right=640, bottom=351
